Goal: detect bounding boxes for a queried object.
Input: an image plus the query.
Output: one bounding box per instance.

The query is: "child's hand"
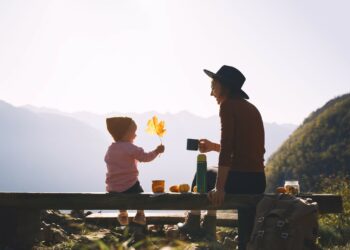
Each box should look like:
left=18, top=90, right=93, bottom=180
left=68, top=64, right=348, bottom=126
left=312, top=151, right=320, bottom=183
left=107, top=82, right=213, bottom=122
left=156, top=144, right=165, bottom=154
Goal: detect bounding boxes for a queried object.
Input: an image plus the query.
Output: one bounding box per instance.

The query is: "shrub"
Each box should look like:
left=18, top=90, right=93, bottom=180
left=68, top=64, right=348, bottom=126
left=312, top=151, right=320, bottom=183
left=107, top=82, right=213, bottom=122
left=318, top=175, right=350, bottom=246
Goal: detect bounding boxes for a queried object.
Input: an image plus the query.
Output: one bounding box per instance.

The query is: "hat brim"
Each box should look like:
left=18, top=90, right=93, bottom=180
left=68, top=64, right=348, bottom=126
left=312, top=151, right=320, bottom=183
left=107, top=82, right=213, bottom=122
left=203, top=69, right=249, bottom=99
left=204, top=69, right=216, bottom=79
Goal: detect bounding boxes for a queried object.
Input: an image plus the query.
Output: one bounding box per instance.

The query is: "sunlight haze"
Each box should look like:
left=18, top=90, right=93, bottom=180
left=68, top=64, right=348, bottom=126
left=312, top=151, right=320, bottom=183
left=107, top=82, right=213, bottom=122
left=0, top=0, right=349, bottom=124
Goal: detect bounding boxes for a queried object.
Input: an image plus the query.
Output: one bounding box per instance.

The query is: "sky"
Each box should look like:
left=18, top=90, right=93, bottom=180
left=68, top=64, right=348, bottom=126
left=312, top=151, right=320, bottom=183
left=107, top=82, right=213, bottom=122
left=0, top=0, right=349, bottom=124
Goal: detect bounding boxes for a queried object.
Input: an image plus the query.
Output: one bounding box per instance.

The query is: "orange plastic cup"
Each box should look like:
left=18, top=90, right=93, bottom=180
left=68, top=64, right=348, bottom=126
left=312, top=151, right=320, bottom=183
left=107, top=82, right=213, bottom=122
left=152, top=180, right=165, bottom=193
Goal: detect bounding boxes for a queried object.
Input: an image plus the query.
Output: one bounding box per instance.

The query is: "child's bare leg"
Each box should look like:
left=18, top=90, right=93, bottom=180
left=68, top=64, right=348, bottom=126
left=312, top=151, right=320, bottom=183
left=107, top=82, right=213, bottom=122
left=136, top=210, right=144, bottom=215
left=118, top=210, right=129, bottom=226
left=133, top=210, right=146, bottom=225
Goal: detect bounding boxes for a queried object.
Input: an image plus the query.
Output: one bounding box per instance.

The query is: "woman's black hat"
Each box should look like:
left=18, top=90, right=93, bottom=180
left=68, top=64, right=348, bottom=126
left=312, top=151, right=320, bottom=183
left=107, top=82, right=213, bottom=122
left=204, top=65, right=249, bottom=99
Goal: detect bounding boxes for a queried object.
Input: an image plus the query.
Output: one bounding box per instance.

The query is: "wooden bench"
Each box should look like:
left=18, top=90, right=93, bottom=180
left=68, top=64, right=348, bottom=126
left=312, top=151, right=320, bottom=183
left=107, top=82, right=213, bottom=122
left=0, top=192, right=343, bottom=249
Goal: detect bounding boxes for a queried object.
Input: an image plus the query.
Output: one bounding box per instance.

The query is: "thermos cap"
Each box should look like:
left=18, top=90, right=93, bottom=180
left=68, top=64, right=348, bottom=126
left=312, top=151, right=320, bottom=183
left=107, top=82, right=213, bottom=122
left=197, top=154, right=207, bottom=162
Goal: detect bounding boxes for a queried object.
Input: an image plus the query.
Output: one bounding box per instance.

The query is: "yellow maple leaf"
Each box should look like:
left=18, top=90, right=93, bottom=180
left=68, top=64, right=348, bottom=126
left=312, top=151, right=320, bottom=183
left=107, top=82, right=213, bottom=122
left=156, top=120, right=166, bottom=137
left=146, top=116, right=166, bottom=138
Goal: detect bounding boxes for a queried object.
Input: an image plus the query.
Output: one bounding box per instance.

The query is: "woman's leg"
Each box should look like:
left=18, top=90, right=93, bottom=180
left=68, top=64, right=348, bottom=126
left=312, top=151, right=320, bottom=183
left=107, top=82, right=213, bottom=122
left=202, top=168, right=219, bottom=239
left=179, top=167, right=219, bottom=236
left=181, top=168, right=218, bottom=239
left=225, top=171, right=266, bottom=250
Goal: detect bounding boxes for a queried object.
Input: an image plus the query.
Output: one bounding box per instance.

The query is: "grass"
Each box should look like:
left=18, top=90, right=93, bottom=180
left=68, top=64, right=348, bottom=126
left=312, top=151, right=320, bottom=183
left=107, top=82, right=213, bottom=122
left=33, top=221, right=238, bottom=250
left=33, top=202, right=350, bottom=250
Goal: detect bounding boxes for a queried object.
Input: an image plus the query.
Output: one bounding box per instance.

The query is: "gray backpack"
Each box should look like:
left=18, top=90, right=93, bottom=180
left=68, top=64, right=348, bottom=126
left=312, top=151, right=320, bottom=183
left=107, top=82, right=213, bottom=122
left=247, top=194, right=319, bottom=250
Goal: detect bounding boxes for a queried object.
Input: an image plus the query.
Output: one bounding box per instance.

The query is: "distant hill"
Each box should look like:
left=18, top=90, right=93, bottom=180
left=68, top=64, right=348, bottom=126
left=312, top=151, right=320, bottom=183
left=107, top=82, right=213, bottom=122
left=266, top=93, right=350, bottom=192
left=24, top=105, right=297, bottom=161
left=0, top=100, right=296, bottom=192
left=0, top=100, right=108, bottom=192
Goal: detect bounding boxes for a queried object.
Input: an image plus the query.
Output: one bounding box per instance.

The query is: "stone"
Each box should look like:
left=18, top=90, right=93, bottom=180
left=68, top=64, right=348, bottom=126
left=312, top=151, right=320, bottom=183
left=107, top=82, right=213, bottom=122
left=223, top=236, right=237, bottom=249
left=164, top=225, right=179, bottom=239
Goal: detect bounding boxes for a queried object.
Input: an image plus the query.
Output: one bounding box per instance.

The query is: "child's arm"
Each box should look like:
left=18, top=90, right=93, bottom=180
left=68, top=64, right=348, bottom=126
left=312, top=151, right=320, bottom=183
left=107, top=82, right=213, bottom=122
left=132, top=144, right=164, bottom=162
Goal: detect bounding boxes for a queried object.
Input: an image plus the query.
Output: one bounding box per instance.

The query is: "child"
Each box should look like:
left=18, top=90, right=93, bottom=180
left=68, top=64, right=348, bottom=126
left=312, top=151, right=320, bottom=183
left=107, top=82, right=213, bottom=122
left=105, top=117, right=165, bottom=226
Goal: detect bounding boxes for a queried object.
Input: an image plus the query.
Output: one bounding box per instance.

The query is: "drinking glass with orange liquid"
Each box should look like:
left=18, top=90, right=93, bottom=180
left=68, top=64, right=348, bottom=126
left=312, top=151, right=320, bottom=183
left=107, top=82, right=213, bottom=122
left=152, top=180, right=165, bottom=193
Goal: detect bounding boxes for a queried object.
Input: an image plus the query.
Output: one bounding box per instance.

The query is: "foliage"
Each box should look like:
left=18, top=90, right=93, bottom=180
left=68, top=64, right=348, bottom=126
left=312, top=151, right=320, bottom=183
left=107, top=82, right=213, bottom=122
left=318, top=175, right=350, bottom=247
left=34, top=224, right=238, bottom=250
left=146, top=116, right=166, bottom=139
left=265, top=94, right=350, bottom=246
left=266, top=93, right=350, bottom=192
left=322, top=244, right=350, bottom=250
left=69, top=235, right=223, bottom=250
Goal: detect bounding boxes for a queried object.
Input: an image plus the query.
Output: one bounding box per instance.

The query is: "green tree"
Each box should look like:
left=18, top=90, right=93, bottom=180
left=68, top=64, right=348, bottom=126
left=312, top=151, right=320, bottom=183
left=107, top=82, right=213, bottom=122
left=266, top=93, right=350, bottom=192
left=318, top=176, right=350, bottom=246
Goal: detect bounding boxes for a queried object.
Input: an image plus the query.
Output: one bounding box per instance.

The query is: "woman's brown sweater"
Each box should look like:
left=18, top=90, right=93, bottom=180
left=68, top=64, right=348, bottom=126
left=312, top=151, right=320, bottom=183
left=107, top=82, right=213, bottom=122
left=218, top=97, right=265, bottom=172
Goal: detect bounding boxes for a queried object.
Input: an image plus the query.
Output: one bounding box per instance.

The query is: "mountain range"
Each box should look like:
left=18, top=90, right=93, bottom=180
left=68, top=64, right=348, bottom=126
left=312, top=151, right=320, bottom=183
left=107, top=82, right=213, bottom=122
left=0, top=100, right=296, bottom=192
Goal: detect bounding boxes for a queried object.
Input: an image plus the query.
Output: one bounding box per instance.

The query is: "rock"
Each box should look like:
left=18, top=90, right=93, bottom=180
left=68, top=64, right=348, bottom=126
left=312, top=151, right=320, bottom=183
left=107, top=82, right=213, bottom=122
left=76, top=235, right=93, bottom=244
left=147, top=224, right=158, bottom=233
left=164, top=225, right=179, bottom=239
left=223, top=236, right=237, bottom=249
left=37, top=225, right=68, bottom=244
left=216, top=230, right=228, bottom=242
left=70, top=210, right=85, bottom=218
left=101, top=232, right=119, bottom=244
left=192, top=246, right=210, bottom=250
left=41, top=210, right=66, bottom=224
left=147, top=224, right=164, bottom=234
left=84, top=210, right=93, bottom=217
left=85, top=223, right=99, bottom=231
left=52, top=227, right=68, bottom=243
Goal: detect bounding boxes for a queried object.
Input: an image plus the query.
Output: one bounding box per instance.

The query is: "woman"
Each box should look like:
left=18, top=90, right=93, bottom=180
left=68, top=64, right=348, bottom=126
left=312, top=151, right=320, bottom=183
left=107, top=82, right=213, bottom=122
left=179, top=65, right=266, bottom=248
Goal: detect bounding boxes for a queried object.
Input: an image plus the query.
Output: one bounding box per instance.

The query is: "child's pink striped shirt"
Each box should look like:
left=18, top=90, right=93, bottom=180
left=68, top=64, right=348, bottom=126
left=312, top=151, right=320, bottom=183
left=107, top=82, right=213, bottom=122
left=104, top=142, right=158, bottom=192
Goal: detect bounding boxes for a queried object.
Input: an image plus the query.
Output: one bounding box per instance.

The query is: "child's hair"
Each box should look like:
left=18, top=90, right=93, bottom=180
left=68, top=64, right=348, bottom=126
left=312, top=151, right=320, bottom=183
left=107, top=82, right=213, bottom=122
left=106, top=117, right=134, bottom=141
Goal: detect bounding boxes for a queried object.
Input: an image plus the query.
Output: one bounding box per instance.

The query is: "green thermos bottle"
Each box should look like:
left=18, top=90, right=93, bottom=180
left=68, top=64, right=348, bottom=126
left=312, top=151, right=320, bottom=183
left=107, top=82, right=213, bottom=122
left=196, top=154, right=207, bottom=193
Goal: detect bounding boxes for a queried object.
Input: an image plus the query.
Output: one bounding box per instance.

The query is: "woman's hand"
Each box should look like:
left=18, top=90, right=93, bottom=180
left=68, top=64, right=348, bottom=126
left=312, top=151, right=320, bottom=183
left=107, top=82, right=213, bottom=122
left=156, top=144, right=165, bottom=154
left=199, top=139, right=220, bottom=153
left=208, top=188, right=226, bottom=207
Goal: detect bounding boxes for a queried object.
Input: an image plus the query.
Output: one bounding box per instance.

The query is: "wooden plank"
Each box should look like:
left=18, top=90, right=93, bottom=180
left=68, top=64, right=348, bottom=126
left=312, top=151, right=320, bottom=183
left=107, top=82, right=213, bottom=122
left=0, top=192, right=261, bottom=210
left=85, top=211, right=238, bottom=227
left=0, top=192, right=343, bottom=213
left=298, top=193, right=343, bottom=214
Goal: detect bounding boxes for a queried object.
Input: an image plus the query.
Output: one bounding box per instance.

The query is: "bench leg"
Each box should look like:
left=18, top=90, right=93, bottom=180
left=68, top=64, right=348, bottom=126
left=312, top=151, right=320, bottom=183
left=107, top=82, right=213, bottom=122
left=0, top=208, right=17, bottom=247
left=238, top=208, right=255, bottom=250
left=0, top=208, right=41, bottom=249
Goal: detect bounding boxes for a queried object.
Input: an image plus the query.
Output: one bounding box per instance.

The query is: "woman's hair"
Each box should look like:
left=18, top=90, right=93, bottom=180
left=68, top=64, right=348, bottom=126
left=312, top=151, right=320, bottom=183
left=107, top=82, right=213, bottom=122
left=106, top=117, right=134, bottom=141
left=219, top=80, right=244, bottom=99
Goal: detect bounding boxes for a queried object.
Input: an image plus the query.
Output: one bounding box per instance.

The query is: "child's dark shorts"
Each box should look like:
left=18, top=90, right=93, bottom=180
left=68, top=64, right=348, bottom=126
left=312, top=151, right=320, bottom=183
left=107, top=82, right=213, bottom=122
left=109, top=181, right=144, bottom=194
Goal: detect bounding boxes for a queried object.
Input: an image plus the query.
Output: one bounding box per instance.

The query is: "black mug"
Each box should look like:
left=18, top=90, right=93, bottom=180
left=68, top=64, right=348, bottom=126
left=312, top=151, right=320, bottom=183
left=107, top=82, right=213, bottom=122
left=187, top=138, right=199, bottom=151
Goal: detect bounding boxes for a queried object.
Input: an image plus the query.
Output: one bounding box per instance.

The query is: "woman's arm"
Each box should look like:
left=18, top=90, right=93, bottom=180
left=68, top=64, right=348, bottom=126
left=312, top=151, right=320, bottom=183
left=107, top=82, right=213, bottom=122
left=208, top=101, right=235, bottom=206
left=215, top=165, right=230, bottom=191
left=199, top=139, right=221, bottom=153
left=208, top=165, right=230, bottom=206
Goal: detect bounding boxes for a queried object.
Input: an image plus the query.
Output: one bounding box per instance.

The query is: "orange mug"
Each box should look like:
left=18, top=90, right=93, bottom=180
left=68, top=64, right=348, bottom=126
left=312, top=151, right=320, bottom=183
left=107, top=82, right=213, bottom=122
left=152, top=180, right=165, bottom=193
